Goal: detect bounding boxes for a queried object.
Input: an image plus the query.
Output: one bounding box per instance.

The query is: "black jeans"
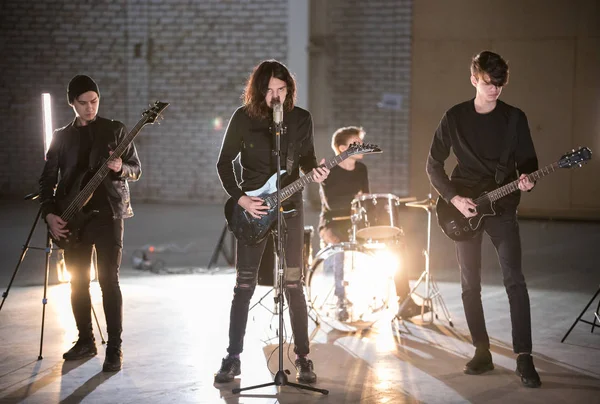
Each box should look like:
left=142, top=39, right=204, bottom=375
left=455, top=210, right=532, bottom=354
left=64, top=213, right=124, bottom=347
left=227, top=210, right=310, bottom=356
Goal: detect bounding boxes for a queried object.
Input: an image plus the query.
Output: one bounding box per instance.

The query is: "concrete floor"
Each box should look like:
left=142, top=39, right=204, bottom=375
left=0, top=200, right=599, bottom=403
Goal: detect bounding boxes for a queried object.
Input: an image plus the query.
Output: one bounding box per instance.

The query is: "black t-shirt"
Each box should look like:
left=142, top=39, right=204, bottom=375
left=77, top=125, right=111, bottom=213
left=319, top=162, right=369, bottom=235
left=427, top=99, right=538, bottom=210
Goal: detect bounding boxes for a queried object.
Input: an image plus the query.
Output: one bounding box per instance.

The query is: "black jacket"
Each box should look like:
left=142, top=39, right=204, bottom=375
left=39, top=116, right=141, bottom=220
left=216, top=106, right=318, bottom=205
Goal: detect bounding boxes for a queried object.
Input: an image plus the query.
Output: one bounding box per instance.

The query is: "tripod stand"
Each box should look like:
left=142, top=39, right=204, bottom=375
left=232, top=105, right=328, bottom=396
left=207, top=223, right=235, bottom=270
left=394, top=195, right=453, bottom=326
left=0, top=193, right=105, bottom=359
left=561, top=284, right=600, bottom=343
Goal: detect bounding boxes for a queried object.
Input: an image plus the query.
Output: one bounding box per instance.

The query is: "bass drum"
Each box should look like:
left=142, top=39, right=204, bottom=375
left=307, top=242, right=391, bottom=327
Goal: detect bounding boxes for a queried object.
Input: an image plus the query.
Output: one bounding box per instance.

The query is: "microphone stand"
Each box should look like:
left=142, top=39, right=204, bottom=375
left=233, top=106, right=328, bottom=396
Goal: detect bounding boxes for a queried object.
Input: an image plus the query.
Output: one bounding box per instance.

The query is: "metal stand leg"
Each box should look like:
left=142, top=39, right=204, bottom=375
left=561, top=285, right=600, bottom=343
left=394, top=195, right=453, bottom=327
left=208, top=223, right=235, bottom=270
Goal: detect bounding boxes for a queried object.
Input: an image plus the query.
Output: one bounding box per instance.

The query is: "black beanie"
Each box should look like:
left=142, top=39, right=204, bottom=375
left=67, top=75, right=100, bottom=104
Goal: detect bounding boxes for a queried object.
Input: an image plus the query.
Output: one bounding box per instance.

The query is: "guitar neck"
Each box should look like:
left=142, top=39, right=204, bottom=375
left=264, top=151, right=352, bottom=206
left=475, top=162, right=559, bottom=205
left=60, top=119, right=147, bottom=222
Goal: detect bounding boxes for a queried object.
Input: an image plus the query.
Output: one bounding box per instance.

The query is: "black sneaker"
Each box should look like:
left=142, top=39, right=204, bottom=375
left=63, top=339, right=97, bottom=361
left=464, top=348, right=494, bottom=375
left=295, top=357, right=317, bottom=384
left=102, top=345, right=123, bottom=372
left=214, top=356, right=241, bottom=383
left=516, top=354, right=542, bottom=388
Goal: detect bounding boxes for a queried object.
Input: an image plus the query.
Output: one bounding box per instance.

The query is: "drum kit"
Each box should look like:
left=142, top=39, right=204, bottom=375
left=305, top=193, right=453, bottom=330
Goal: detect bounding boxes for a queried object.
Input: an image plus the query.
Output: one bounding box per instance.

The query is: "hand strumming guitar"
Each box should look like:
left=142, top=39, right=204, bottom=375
left=238, top=195, right=269, bottom=219
left=451, top=195, right=478, bottom=218
left=46, top=213, right=69, bottom=239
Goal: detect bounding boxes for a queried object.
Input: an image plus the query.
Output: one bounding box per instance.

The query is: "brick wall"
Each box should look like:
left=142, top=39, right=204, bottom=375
left=0, top=0, right=287, bottom=203
left=311, top=0, right=413, bottom=198
left=0, top=0, right=410, bottom=204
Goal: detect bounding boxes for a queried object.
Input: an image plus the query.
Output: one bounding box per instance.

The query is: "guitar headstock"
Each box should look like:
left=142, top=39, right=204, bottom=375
left=345, top=142, right=383, bottom=156
left=142, top=101, right=170, bottom=125
left=558, top=147, right=592, bottom=168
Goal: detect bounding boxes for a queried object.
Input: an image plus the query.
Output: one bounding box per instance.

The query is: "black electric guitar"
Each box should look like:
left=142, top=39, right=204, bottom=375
left=224, top=142, right=382, bottom=245
left=436, top=147, right=592, bottom=242
left=52, top=101, right=169, bottom=249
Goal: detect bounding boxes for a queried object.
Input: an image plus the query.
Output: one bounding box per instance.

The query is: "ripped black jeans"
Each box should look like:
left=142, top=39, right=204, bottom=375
left=226, top=210, right=310, bottom=356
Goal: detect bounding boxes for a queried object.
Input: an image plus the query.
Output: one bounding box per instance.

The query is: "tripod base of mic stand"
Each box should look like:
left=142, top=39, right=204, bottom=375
left=232, top=370, right=329, bottom=395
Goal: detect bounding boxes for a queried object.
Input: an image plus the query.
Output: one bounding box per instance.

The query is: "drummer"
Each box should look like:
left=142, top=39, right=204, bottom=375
left=318, top=126, right=428, bottom=320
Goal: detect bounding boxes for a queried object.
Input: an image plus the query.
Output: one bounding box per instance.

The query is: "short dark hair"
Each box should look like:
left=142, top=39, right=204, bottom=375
left=470, top=51, right=509, bottom=87
left=331, top=126, right=365, bottom=155
left=242, top=59, right=297, bottom=120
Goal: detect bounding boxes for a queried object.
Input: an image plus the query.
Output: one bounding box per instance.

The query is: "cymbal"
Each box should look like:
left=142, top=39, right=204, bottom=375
left=405, top=197, right=436, bottom=210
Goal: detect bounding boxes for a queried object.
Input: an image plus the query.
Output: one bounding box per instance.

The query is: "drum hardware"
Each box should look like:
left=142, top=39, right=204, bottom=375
left=394, top=194, right=454, bottom=327
left=351, top=193, right=405, bottom=240
left=306, top=242, right=392, bottom=329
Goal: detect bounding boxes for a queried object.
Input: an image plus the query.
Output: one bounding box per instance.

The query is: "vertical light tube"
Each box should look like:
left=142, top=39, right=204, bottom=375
left=42, top=93, right=53, bottom=158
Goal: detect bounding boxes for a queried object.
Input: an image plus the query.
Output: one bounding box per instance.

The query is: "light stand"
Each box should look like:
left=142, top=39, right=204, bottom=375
left=0, top=193, right=105, bottom=359
left=394, top=194, right=453, bottom=327
left=561, top=285, right=600, bottom=343
left=232, top=106, right=328, bottom=396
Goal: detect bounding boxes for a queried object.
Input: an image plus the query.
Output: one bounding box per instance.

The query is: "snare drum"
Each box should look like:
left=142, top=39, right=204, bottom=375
left=351, top=193, right=403, bottom=240
left=307, top=242, right=391, bottom=325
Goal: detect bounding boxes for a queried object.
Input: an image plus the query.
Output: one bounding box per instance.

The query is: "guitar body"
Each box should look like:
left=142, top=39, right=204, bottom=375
left=53, top=170, right=97, bottom=249
left=224, top=171, right=286, bottom=246
left=434, top=147, right=592, bottom=242
left=435, top=195, right=496, bottom=242
left=222, top=142, right=384, bottom=246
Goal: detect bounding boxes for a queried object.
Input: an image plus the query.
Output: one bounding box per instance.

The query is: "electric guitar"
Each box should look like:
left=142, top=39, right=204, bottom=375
left=436, top=147, right=592, bottom=242
left=51, top=101, right=169, bottom=249
left=224, top=142, right=383, bottom=245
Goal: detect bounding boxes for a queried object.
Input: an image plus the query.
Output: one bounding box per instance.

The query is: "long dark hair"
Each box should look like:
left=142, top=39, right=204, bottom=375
left=242, top=59, right=296, bottom=120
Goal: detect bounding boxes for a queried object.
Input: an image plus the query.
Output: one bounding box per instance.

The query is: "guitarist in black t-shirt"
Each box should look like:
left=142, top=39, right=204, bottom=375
left=426, top=51, right=541, bottom=388
left=319, top=126, right=427, bottom=321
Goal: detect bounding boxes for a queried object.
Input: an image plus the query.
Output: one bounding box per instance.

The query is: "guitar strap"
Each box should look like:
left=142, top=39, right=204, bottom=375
left=495, top=107, right=519, bottom=185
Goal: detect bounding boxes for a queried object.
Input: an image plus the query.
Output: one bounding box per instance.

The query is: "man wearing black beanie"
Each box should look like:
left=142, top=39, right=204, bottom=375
left=39, top=74, right=141, bottom=372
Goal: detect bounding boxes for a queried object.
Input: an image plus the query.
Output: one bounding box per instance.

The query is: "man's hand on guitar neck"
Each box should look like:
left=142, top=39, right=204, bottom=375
left=238, top=195, right=269, bottom=219
left=517, top=174, right=535, bottom=192
left=46, top=213, right=69, bottom=239
left=451, top=195, right=478, bottom=218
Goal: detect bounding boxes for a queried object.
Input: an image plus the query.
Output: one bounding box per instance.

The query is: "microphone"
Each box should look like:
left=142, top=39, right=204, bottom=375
left=273, top=100, right=283, bottom=125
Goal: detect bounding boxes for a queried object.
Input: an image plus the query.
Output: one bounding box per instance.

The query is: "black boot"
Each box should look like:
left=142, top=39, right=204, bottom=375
left=516, top=354, right=542, bottom=388
left=102, top=345, right=123, bottom=372
left=63, top=338, right=97, bottom=361
left=295, top=356, right=317, bottom=383
left=464, top=348, right=494, bottom=375
left=214, top=355, right=241, bottom=383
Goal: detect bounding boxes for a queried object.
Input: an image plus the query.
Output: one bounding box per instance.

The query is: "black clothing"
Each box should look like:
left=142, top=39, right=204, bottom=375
left=228, top=211, right=309, bottom=356
left=64, top=214, right=124, bottom=346
left=426, top=99, right=537, bottom=210
left=457, top=211, right=532, bottom=353
left=318, top=163, right=369, bottom=237
left=427, top=98, right=537, bottom=355
left=39, top=116, right=141, bottom=220
left=216, top=105, right=319, bottom=357
left=39, top=114, right=140, bottom=353
left=216, top=106, right=318, bottom=207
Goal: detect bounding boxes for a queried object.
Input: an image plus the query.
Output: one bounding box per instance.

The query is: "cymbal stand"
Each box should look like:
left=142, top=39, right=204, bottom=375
left=395, top=194, right=453, bottom=327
